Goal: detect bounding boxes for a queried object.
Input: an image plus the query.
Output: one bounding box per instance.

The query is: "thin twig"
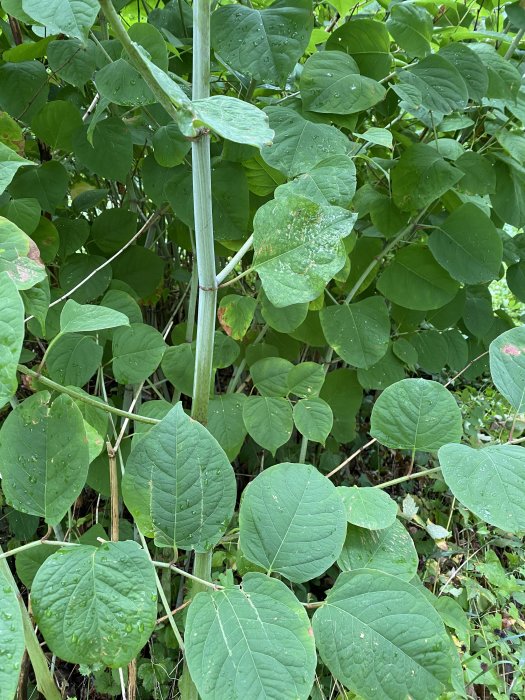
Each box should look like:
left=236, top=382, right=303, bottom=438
left=215, top=234, right=254, bottom=285
left=154, top=561, right=224, bottom=590
left=156, top=599, right=191, bottom=625
left=325, top=438, right=377, bottom=479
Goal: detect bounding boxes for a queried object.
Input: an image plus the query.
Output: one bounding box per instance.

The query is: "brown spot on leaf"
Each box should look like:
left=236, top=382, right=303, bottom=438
left=217, top=306, right=232, bottom=337
left=27, top=238, right=44, bottom=267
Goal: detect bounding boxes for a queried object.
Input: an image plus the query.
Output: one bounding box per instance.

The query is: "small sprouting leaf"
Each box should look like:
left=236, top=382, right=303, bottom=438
left=239, top=462, right=346, bottom=582
left=426, top=521, right=450, bottom=541
left=185, top=573, right=316, bottom=700
left=370, top=378, right=463, bottom=452
left=293, top=397, right=333, bottom=444
left=403, top=494, right=419, bottom=519
left=0, top=142, right=36, bottom=196
left=489, top=326, right=525, bottom=412
left=60, top=299, right=130, bottom=334
left=313, top=570, right=453, bottom=700
left=242, top=396, right=293, bottom=455
left=122, top=403, right=237, bottom=550
left=0, top=272, right=24, bottom=409
left=337, top=486, right=398, bottom=530
left=320, top=297, right=390, bottom=369
left=438, top=443, right=525, bottom=532
left=338, top=519, right=418, bottom=581
left=31, top=541, right=157, bottom=668
left=0, top=568, right=24, bottom=700
left=0, top=392, right=90, bottom=524
left=21, top=0, right=99, bottom=41
left=253, top=192, right=356, bottom=307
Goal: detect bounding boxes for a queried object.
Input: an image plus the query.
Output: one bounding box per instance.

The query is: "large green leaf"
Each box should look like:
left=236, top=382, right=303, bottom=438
left=491, top=160, right=525, bottom=228
left=438, top=444, right=525, bottom=532
left=0, top=61, right=49, bottom=123
left=251, top=357, right=293, bottom=397
left=253, top=192, right=356, bottom=307
left=22, top=0, right=98, bottom=40
left=336, top=486, right=398, bottom=530
left=207, top=394, right=247, bottom=461
left=398, top=55, right=468, bottom=116
left=275, top=155, right=356, bottom=208
left=73, top=118, right=133, bottom=182
left=489, top=326, right=525, bottom=412
left=60, top=299, right=129, bottom=334
left=185, top=573, right=316, bottom=700
left=46, top=333, right=103, bottom=387
left=193, top=96, right=274, bottom=149
left=387, top=4, right=433, bottom=58
left=320, top=297, right=390, bottom=369
left=0, top=272, right=24, bottom=409
left=0, top=216, right=46, bottom=290
left=0, top=566, right=25, bottom=700
left=320, top=368, right=362, bottom=443
left=239, top=463, right=346, bottom=582
left=31, top=100, right=83, bottom=152
left=428, top=203, right=502, bottom=284
left=261, top=107, right=349, bottom=177
left=31, top=541, right=157, bottom=668
left=338, top=520, right=419, bottom=581
left=377, top=246, right=459, bottom=310
left=9, top=160, right=68, bottom=214
left=326, top=18, right=391, bottom=80
left=242, top=396, right=293, bottom=454
left=122, top=403, right=236, bottom=550
left=0, top=392, right=90, bottom=524
left=112, top=323, right=166, bottom=385
left=370, top=378, right=463, bottom=452
left=438, top=44, right=489, bottom=102
left=47, top=38, right=97, bottom=87
left=300, top=51, right=385, bottom=115
left=210, top=0, right=313, bottom=86
left=392, top=144, right=463, bottom=212
left=313, top=570, right=453, bottom=700
left=0, top=143, right=35, bottom=196
left=287, top=361, right=325, bottom=397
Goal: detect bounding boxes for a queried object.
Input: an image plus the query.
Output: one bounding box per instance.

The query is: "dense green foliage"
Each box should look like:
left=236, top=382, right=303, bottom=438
left=0, top=0, right=525, bottom=699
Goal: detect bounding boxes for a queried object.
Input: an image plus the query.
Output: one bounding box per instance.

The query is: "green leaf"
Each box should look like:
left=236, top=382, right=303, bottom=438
left=357, top=347, right=406, bottom=391
left=391, top=144, right=463, bottom=212
left=185, top=573, right=316, bottom=699
left=377, top=245, right=459, bottom=311
left=0, top=197, right=40, bottom=235
left=112, top=323, right=166, bottom=385
left=455, top=152, right=496, bottom=195
left=438, top=44, right=489, bottom=102
left=251, top=357, right=293, bottom=397
left=0, top=568, right=24, bottom=700
left=210, top=0, right=313, bottom=86
left=326, top=18, right=391, bottom=80
left=193, top=96, right=274, bottom=149
left=47, top=38, right=97, bottom=87
left=60, top=299, right=130, bottom=334
left=470, top=43, right=521, bottom=103
left=338, top=520, right=419, bottom=581
left=0, top=142, right=35, bottom=196
left=489, top=326, right=525, bottom=412
left=22, top=0, right=98, bottom=40
left=337, top=486, right=397, bottom=530
left=207, top=394, right=247, bottom=461
left=122, top=404, right=236, bottom=550
left=21, top=278, right=49, bottom=334
left=31, top=100, right=83, bottom=152
left=73, top=118, right=133, bottom=182
left=320, top=297, right=390, bottom=369
left=15, top=543, right=55, bottom=589
left=300, top=51, right=386, bottom=115
left=0, top=392, right=90, bottom=524
left=9, top=160, right=68, bottom=214
left=491, top=160, right=525, bottom=228
left=0, top=61, right=49, bottom=123
left=217, top=294, right=257, bottom=341
left=242, top=396, right=293, bottom=455
left=61, top=254, right=108, bottom=301
left=46, top=333, right=103, bottom=387
left=161, top=343, right=195, bottom=397
left=287, top=361, right=325, bottom=398
left=91, top=208, right=137, bottom=256
left=370, top=378, right=463, bottom=452
left=320, top=368, right=362, bottom=443
left=313, top=570, right=453, bottom=700
left=428, top=203, right=502, bottom=284
left=239, top=462, right=346, bottom=581
left=0, top=216, right=45, bottom=290
left=438, top=444, right=525, bottom=532
left=152, top=124, right=191, bottom=168
left=275, top=154, right=356, bottom=208
left=398, top=54, right=468, bottom=116
left=387, top=4, right=433, bottom=58
left=32, top=541, right=157, bottom=667
left=0, top=272, right=24, bottom=409
left=293, top=397, right=333, bottom=444
left=253, top=192, right=356, bottom=307
left=260, top=290, right=309, bottom=332
left=261, top=107, right=349, bottom=177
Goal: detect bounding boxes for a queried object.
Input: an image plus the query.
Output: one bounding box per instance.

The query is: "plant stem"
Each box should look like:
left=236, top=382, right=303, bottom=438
left=18, top=366, right=159, bottom=425
left=0, top=550, right=62, bottom=700
left=153, top=560, right=221, bottom=590
left=376, top=466, right=442, bottom=489
left=504, top=28, right=524, bottom=60
left=216, top=234, right=254, bottom=284
left=0, top=539, right=78, bottom=561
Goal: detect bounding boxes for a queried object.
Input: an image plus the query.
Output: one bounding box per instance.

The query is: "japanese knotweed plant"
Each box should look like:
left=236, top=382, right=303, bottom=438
left=0, top=0, right=524, bottom=699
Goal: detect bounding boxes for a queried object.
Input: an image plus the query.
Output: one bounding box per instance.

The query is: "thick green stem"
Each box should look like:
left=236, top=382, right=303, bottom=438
left=0, top=551, right=61, bottom=700
left=182, top=2, right=215, bottom=698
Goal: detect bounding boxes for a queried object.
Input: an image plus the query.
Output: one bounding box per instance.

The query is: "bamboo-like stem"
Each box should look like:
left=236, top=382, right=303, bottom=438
left=0, top=539, right=78, bottom=561
left=107, top=442, right=120, bottom=542
left=0, top=550, right=62, bottom=700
